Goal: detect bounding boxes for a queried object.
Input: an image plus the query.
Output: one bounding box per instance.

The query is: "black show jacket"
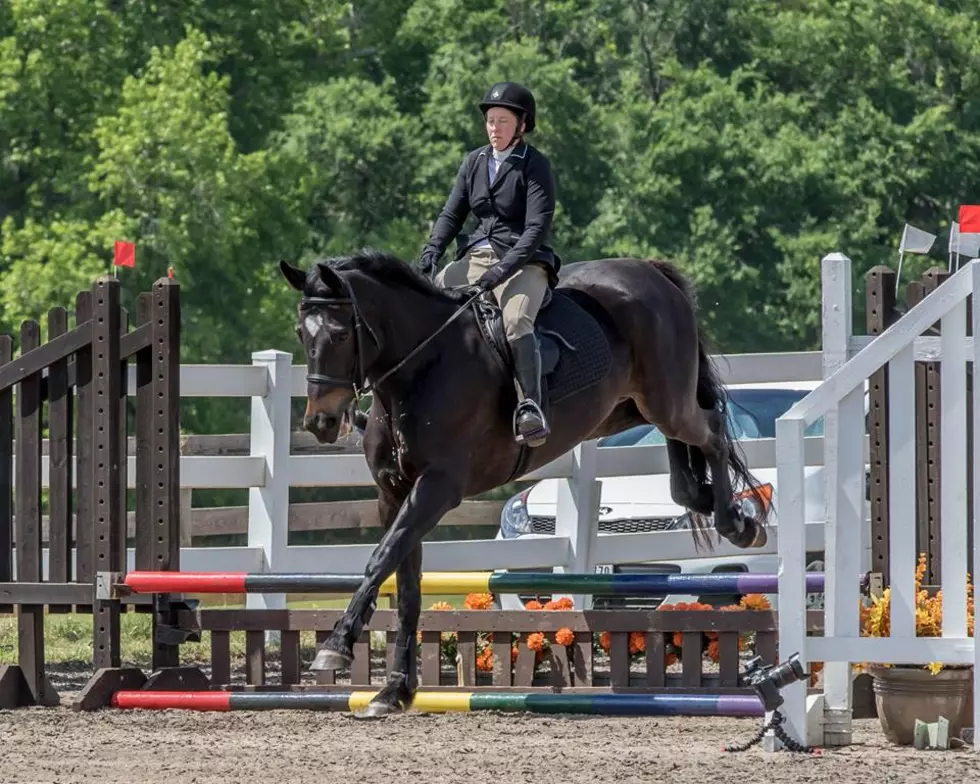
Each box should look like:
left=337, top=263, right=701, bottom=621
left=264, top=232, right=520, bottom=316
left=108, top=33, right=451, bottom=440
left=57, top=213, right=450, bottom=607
left=420, top=141, right=559, bottom=286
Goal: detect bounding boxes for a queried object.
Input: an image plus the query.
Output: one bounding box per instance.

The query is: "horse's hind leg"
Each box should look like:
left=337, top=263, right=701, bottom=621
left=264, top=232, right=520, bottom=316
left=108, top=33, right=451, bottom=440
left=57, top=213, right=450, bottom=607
left=666, top=438, right=713, bottom=515
left=657, top=403, right=765, bottom=549
left=696, top=405, right=767, bottom=549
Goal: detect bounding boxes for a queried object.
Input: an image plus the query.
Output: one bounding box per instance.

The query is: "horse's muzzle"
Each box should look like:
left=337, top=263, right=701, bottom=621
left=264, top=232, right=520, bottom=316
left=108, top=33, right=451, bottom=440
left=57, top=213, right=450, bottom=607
left=304, top=411, right=341, bottom=443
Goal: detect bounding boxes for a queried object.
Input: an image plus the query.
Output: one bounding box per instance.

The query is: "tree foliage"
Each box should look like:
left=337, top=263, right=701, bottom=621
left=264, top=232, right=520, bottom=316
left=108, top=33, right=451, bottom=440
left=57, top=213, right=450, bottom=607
left=3, top=0, right=980, bottom=431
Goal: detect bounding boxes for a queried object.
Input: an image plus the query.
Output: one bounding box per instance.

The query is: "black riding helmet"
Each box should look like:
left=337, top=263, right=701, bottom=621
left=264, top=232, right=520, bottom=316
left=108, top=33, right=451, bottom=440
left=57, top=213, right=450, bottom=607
left=479, top=82, right=536, bottom=133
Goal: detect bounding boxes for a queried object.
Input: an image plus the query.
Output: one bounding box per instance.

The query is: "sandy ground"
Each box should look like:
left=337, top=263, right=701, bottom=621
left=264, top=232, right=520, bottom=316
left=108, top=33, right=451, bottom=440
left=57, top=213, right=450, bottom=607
left=2, top=707, right=979, bottom=784
left=1, top=662, right=977, bottom=783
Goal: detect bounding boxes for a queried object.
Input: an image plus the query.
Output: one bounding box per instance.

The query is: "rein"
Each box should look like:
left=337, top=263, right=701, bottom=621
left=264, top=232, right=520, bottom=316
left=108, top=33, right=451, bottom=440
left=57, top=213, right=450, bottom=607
left=301, top=278, right=482, bottom=401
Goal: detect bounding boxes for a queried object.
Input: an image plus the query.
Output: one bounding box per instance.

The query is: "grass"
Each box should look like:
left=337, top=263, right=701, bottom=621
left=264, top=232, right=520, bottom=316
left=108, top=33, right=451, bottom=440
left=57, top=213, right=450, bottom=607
left=0, top=593, right=471, bottom=667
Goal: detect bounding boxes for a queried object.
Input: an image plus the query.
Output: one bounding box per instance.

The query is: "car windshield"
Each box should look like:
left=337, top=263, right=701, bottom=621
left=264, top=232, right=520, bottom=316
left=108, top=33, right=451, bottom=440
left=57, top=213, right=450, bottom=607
left=597, top=388, right=825, bottom=447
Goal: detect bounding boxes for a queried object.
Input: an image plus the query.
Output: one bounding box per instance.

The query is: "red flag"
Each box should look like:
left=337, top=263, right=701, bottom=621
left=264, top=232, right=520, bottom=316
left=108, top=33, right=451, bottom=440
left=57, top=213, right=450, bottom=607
left=959, top=205, right=980, bottom=234
left=113, top=240, right=136, bottom=268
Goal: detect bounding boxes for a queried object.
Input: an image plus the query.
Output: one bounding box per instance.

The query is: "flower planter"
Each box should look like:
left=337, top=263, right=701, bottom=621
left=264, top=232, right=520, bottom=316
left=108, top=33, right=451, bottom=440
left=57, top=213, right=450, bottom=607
left=870, top=665, right=973, bottom=745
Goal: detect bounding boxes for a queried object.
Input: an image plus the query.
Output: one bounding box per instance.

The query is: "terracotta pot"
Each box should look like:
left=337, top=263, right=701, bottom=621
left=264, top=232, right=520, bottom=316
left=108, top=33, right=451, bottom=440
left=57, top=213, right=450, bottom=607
left=870, top=665, right=973, bottom=745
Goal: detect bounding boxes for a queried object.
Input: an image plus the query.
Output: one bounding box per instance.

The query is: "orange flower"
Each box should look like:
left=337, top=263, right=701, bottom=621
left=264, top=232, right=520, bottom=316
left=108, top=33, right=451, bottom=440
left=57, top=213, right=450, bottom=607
left=551, top=597, right=574, bottom=610
left=511, top=646, right=520, bottom=663
left=527, top=632, right=547, bottom=652
left=628, top=631, right=646, bottom=655
left=660, top=601, right=715, bottom=612
left=599, top=631, right=611, bottom=652
left=809, top=661, right=824, bottom=686
left=464, top=592, right=494, bottom=610
left=739, top=594, right=772, bottom=611
left=429, top=601, right=453, bottom=611
left=525, top=599, right=544, bottom=610
left=666, top=652, right=678, bottom=667
left=555, top=627, right=575, bottom=647
left=705, top=640, right=720, bottom=663
left=476, top=649, right=494, bottom=672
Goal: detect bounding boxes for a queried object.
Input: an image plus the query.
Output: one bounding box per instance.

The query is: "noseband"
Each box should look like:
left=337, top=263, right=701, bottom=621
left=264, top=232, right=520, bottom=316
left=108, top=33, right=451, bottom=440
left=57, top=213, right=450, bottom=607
left=300, top=271, right=484, bottom=402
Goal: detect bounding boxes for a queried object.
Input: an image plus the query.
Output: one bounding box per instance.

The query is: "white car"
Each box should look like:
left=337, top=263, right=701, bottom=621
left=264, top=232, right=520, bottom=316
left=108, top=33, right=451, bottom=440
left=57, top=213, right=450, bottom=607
left=495, top=381, right=837, bottom=611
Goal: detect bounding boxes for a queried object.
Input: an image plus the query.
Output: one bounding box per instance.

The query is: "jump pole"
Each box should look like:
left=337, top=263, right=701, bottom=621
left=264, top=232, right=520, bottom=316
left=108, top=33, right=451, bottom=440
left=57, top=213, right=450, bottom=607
left=118, top=570, right=827, bottom=596
left=110, top=689, right=765, bottom=716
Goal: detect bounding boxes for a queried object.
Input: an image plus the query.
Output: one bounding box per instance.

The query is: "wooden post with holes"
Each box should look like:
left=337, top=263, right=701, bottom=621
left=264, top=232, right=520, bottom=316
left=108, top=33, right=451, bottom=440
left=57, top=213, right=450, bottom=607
left=866, top=266, right=898, bottom=584
left=91, top=277, right=124, bottom=673
left=915, top=268, right=949, bottom=586
left=72, top=274, right=197, bottom=710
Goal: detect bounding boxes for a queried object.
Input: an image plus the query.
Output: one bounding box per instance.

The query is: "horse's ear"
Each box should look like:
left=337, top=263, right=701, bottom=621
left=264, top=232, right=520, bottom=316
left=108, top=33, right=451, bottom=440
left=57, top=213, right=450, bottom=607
left=315, top=261, right=345, bottom=293
left=279, top=260, right=307, bottom=292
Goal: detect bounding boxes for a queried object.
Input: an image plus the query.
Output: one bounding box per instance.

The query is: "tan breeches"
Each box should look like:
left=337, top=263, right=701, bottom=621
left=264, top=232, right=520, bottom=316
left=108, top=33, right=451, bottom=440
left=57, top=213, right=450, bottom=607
left=436, top=247, right=549, bottom=341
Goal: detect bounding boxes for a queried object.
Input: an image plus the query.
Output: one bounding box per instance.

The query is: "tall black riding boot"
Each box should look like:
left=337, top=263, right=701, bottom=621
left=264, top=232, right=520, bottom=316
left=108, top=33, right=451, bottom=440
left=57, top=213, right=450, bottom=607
left=509, top=334, right=550, bottom=447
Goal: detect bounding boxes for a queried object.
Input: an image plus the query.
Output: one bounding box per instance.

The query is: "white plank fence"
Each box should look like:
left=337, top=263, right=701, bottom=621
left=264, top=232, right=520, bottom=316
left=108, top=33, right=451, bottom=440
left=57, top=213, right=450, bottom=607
left=8, top=256, right=891, bottom=611
left=776, top=254, right=980, bottom=751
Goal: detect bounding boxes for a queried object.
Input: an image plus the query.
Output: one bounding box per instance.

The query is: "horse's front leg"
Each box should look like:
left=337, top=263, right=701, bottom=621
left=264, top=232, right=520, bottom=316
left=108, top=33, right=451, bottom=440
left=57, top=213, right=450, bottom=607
left=354, top=540, right=423, bottom=719
left=310, top=468, right=462, bottom=673
left=353, top=490, right=423, bottom=719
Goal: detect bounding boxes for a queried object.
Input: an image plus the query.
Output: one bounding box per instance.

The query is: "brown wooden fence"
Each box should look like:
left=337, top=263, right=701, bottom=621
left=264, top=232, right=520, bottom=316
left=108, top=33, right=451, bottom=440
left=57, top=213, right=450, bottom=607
left=193, top=608, right=825, bottom=693
left=865, top=264, right=971, bottom=588
left=0, top=274, right=180, bottom=707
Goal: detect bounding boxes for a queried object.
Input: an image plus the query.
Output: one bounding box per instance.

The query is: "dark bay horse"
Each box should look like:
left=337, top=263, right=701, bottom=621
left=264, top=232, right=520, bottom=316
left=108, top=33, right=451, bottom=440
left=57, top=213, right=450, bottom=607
left=279, top=250, right=770, bottom=717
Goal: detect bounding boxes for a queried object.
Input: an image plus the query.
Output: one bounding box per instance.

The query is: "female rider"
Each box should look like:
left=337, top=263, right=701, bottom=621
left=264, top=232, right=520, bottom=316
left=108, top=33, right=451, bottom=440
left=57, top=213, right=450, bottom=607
left=418, top=81, right=559, bottom=448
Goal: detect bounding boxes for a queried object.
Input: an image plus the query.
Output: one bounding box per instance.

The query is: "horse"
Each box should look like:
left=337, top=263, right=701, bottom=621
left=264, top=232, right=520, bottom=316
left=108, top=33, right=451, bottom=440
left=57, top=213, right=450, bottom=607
left=278, top=249, right=771, bottom=718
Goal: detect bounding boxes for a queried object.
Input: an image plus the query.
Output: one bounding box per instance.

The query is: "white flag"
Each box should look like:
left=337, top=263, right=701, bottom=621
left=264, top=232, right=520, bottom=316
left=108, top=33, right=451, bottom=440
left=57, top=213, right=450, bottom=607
left=899, top=223, right=937, bottom=254
left=950, top=221, right=980, bottom=258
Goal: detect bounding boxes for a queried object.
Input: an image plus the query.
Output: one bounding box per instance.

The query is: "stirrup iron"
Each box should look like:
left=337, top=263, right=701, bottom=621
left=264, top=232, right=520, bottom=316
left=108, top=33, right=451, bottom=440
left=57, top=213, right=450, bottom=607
left=513, top=399, right=549, bottom=447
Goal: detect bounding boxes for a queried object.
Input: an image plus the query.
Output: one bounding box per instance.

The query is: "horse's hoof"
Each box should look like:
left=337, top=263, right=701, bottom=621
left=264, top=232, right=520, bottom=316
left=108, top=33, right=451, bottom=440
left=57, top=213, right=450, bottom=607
left=728, top=519, right=767, bottom=549
left=748, top=522, right=768, bottom=548
left=310, top=646, right=353, bottom=671
left=353, top=701, right=402, bottom=720
left=353, top=702, right=401, bottom=721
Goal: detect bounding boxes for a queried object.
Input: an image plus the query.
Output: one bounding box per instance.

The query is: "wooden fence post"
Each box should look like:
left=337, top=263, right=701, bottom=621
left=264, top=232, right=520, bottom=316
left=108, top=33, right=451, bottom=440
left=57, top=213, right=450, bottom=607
left=911, top=268, right=949, bottom=586
left=866, top=266, right=897, bottom=584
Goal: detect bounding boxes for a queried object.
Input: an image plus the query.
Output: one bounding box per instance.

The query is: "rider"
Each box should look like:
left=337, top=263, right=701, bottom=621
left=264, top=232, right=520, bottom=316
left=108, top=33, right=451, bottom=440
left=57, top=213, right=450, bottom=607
left=418, top=81, right=559, bottom=447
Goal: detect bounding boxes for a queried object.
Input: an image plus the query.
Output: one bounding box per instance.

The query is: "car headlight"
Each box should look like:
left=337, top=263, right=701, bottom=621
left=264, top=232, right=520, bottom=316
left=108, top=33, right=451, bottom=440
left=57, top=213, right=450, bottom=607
left=500, top=489, right=534, bottom=537
left=735, top=483, right=774, bottom=522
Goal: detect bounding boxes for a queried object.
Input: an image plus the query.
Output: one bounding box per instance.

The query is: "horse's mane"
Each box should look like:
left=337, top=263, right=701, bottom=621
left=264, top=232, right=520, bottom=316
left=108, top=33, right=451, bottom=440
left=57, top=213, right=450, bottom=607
left=312, top=248, right=468, bottom=304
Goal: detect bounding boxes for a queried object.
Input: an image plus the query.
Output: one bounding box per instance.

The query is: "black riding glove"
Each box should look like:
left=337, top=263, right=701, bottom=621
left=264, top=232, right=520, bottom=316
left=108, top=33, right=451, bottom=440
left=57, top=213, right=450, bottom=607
left=418, top=254, right=436, bottom=276
left=475, top=270, right=503, bottom=291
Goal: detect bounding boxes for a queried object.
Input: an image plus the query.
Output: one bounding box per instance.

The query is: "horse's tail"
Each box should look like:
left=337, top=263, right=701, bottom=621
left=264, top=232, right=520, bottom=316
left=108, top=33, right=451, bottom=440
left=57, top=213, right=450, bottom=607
left=649, top=259, right=772, bottom=530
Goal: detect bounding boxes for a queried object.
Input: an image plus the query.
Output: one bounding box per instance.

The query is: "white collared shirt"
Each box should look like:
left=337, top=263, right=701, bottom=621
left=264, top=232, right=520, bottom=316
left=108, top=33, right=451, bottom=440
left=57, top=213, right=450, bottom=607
left=474, top=145, right=517, bottom=251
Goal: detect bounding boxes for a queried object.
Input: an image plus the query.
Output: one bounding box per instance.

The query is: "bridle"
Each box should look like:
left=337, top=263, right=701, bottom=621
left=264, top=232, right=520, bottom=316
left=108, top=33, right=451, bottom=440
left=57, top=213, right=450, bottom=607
left=300, top=271, right=483, bottom=403
left=300, top=294, right=372, bottom=394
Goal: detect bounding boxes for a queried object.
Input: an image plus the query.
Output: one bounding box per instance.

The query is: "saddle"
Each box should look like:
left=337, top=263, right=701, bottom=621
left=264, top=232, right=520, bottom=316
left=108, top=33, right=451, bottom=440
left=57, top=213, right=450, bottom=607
left=470, top=286, right=612, bottom=406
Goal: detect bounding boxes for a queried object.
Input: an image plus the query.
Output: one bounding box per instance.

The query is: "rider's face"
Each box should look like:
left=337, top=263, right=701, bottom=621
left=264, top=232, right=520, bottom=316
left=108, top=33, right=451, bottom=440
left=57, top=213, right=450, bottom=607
left=485, top=107, right=523, bottom=150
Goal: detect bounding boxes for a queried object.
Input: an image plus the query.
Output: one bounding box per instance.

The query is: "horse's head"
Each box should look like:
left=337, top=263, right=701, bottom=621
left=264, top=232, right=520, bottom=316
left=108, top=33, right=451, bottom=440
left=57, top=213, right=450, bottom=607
left=280, top=258, right=378, bottom=443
